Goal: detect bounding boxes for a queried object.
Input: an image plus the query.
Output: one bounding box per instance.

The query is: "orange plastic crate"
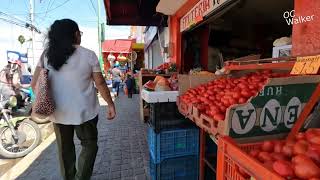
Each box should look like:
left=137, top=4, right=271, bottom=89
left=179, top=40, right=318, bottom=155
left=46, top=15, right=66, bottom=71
left=217, top=136, right=284, bottom=180
left=176, top=98, right=194, bottom=121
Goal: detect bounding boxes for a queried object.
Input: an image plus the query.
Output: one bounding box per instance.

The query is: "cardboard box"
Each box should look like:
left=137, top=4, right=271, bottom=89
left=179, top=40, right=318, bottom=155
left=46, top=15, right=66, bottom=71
left=191, top=75, right=320, bottom=143
left=178, top=74, right=217, bottom=95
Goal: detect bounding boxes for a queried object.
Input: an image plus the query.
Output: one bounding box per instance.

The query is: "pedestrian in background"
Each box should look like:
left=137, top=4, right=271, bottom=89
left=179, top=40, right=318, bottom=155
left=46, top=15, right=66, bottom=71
left=125, top=72, right=135, bottom=98
left=31, top=19, right=116, bottom=180
left=111, top=63, right=122, bottom=97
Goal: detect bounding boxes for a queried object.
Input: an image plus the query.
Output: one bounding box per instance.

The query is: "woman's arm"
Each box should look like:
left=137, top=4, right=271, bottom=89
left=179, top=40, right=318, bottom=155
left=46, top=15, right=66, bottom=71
left=92, top=72, right=116, bottom=120
left=30, top=66, right=41, bottom=91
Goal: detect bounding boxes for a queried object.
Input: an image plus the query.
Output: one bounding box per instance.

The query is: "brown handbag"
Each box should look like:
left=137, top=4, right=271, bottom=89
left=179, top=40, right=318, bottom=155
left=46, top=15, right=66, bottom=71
left=33, top=52, right=55, bottom=117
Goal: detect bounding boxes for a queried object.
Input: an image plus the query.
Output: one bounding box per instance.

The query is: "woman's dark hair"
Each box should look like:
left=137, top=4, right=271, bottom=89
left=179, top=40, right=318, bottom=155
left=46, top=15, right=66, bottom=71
left=46, top=19, right=79, bottom=71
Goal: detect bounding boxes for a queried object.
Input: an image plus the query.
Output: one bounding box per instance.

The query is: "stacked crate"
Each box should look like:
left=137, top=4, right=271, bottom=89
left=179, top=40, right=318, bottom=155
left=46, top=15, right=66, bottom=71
left=147, top=101, right=200, bottom=180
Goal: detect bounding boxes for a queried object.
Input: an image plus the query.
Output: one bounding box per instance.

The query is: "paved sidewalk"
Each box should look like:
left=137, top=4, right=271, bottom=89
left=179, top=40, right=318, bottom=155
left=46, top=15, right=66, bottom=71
left=15, top=95, right=150, bottom=180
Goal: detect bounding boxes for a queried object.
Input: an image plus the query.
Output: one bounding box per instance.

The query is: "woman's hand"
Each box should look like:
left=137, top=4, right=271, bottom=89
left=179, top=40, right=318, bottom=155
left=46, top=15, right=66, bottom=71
left=107, top=103, right=116, bottom=120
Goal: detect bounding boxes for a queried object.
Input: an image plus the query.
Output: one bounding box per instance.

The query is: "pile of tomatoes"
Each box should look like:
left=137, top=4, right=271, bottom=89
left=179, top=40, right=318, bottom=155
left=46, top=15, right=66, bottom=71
left=240, top=129, right=320, bottom=179
left=179, top=70, right=290, bottom=121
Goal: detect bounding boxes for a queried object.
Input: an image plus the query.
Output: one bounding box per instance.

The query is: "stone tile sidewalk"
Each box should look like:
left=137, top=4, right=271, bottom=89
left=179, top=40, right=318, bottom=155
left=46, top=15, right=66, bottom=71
left=16, top=95, right=150, bottom=180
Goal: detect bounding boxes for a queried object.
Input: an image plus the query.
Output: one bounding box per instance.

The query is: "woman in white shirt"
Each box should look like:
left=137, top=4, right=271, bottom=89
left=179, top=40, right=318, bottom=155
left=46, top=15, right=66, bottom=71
left=31, top=19, right=116, bottom=180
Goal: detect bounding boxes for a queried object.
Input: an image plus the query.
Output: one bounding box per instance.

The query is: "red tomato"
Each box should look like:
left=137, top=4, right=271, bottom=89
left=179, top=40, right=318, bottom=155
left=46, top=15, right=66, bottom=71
left=232, top=92, right=241, bottom=99
left=273, top=160, right=294, bottom=177
left=248, top=85, right=256, bottom=90
left=307, top=148, right=320, bottom=166
left=274, top=141, right=284, bottom=153
left=293, top=155, right=320, bottom=179
left=271, top=153, right=288, bottom=161
left=249, top=149, right=260, bottom=158
left=241, top=90, right=252, bottom=98
left=282, top=145, right=294, bottom=157
left=309, top=136, right=320, bottom=145
left=238, top=83, right=248, bottom=89
left=309, top=144, right=320, bottom=154
left=214, top=113, right=225, bottom=121
left=286, top=140, right=296, bottom=147
left=219, top=106, right=227, bottom=113
left=258, top=152, right=273, bottom=162
left=228, top=98, right=237, bottom=106
left=262, top=141, right=274, bottom=152
left=296, top=133, right=306, bottom=141
left=306, top=129, right=320, bottom=139
left=238, top=97, right=247, bottom=104
left=293, top=141, right=309, bottom=155
left=264, top=160, right=274, bottom=170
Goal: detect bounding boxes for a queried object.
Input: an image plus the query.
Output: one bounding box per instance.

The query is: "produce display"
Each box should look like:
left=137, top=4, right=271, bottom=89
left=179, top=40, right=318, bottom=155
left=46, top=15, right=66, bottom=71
left=239, top=129, right=320, bottom=179
left=189, top=69, right=215, bottom=75
left=143, top=75, right=178, bottom=91
left=155, top=63, right=177, bottom=72
left=179, top=70, right=290, bottom=121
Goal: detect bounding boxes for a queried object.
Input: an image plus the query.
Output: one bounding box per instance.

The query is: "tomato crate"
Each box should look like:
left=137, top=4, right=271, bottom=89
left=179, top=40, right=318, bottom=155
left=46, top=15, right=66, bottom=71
left=217, top=136, right=283, bottom=180
left=147, top=126, right=200, bottom=163
left=150, top=155, right=199, bottom=180
left=192, top=76, right=320, bottom=142
left=177, top=97, right=194, bottom=120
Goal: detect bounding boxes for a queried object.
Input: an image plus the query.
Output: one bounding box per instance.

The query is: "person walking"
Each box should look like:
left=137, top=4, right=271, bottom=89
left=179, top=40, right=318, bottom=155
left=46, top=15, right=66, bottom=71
left=125, top=73, right=135, bottom=98
left=30, top=19, right=116, bottom=180
left=111, top=63, right=122, bottom=97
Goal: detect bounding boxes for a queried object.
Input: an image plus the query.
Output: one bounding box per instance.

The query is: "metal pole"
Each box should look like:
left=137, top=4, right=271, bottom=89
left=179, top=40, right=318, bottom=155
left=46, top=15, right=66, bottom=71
left=97, top=0, right=103, bottom=70
left=30, top=0, right=36, bottom=69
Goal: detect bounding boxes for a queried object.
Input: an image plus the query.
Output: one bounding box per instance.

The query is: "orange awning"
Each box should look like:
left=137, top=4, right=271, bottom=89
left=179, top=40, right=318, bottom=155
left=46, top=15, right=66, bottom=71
left=102, top=39, right=133, bottom=53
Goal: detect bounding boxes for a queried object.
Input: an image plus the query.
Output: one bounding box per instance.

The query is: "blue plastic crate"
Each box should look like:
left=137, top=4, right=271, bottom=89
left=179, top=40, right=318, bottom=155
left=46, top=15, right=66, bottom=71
left=150, top=155, right=199, bottom=180
left=148, top=127, right=199, bottom=163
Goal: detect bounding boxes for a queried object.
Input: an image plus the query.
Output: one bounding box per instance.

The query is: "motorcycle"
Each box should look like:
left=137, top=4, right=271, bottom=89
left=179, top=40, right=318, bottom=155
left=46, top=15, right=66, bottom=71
left=0, top=95, right=41, bottom=158
left=19, top=87, right=50, bottom=124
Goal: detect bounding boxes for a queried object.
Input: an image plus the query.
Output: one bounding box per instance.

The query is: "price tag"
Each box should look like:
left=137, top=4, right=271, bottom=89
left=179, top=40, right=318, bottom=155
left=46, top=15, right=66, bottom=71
left=291, top=55, right=320, bottom=75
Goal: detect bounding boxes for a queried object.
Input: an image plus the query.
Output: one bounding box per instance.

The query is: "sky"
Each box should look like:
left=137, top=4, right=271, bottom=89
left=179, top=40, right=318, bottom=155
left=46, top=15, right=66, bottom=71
left=0, top=0, right=131, bottom=67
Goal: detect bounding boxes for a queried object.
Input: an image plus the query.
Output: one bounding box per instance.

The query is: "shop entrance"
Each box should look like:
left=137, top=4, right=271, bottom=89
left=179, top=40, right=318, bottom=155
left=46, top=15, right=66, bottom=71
left=182, top=0, right=294, bottom=73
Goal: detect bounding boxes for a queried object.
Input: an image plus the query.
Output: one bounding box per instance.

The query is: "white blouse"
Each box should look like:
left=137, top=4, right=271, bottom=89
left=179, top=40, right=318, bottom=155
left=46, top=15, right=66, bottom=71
left=37, top=46, right=101, bottom=125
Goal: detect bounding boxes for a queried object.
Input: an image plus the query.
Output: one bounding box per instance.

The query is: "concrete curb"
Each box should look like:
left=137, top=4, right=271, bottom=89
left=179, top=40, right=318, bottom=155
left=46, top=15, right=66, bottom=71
left=0, top=133, right=56, bottom=180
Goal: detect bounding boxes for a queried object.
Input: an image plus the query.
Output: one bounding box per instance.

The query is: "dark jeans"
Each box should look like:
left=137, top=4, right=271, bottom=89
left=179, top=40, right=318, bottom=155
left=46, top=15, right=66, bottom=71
left=112, top=81, right=120, bottom=96
left=127, top=88, right=133, bottom=98
left=53, top=116, right=99, bottom=180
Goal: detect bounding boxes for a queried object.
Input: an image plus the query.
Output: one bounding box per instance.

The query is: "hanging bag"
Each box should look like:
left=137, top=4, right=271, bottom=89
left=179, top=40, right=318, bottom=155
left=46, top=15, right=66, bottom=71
left=33, top=53, right=55, bottom=117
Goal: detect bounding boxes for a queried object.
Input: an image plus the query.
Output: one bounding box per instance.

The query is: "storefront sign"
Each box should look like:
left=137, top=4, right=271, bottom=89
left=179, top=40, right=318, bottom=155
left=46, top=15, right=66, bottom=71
left=291, top=55, right=320, bottom=75
left=180, top=0, right=227, bottom=32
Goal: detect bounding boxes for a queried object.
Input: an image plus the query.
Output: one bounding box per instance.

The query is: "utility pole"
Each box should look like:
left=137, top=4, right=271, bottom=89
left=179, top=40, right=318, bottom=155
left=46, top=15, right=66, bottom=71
left=97, top=0, right=103, bottom=70
left=29, top=0, right=36, bottom=68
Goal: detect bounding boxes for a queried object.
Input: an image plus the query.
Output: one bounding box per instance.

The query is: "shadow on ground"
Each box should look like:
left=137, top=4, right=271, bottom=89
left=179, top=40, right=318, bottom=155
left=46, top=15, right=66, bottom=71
left=15, top=95, right=150, bottom=180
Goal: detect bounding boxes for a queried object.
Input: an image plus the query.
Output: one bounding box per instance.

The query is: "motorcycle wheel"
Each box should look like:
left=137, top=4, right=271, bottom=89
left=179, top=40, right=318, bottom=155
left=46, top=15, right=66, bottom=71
left=0, top=119, right=41, bottom=158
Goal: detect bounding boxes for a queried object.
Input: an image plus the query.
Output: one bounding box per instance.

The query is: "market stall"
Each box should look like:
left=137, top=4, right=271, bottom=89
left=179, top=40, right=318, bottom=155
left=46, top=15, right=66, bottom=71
left=156, top=0, right=320, bottom=179
left=102, top=39, right=133, bottom=74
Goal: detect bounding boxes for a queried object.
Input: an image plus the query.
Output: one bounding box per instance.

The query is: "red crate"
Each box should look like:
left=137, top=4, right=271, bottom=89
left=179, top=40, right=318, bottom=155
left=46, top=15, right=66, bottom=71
left=177, top=98, right=193, bottom=120
left=192, top=106, right=224, bottom=136
left=217, top=136, right=284, bottom=180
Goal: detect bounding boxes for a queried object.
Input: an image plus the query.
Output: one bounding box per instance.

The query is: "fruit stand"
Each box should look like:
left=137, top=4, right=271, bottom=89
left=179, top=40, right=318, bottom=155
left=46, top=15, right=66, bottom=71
left=176, top=56, right=320, bottom=179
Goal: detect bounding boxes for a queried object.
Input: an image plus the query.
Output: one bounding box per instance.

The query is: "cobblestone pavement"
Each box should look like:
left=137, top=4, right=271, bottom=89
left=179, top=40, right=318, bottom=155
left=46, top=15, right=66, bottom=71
left=16, top=95, right=150, bottom=180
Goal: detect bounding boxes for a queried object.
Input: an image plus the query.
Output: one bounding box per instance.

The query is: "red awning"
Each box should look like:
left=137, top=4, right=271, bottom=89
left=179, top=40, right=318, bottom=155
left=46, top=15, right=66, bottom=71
left=102, top=39, right=133, bottom=53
